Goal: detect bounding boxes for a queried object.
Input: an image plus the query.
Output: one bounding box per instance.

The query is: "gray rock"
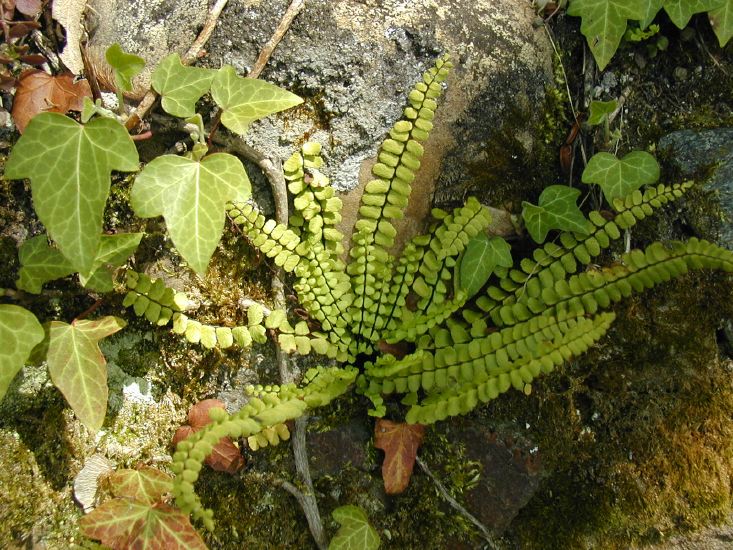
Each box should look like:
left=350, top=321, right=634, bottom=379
left=659, top=128, right=733, bottom=249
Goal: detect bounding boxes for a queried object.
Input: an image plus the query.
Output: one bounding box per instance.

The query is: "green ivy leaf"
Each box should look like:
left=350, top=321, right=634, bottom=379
left=131, top=152, right=250, bottom=274
left=80, top=499, right=206, bottom=550
left=639, top=0, right=664, bottom=28
left=105, top=43, right=145, bottom=93
left=47, top=316, right=126, bottom=431
left=458, top=234, right=512, bottom=299
left=210, top=65, right=303, bottom=135
left=151, top=53, right=216, bottom=118
left=710, top=0, right=733, bottom=47
left=567, top=0, right=646, bottom=70
left=581, top=151, right=660, bottom=202
left=663, top=0, right=723, bottom=28
left=17, top=233, right=142, bottom=294
left=587, top=99, right=618, bottom=126
left=109, top=467, right=173, bottom=505
left=0, top=305, right=44, bottom=400
left=4, top=113, right=139, bottom=275
left=79, top=233, right=143, bottom=292
left=16, top=235, right=75, bottom=294
left=522, top=185, right=589, bottom=244
left=328, top=505, right=380, bottom=550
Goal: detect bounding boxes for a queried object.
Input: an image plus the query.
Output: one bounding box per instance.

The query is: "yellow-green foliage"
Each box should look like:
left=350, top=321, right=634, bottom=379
left=168, top=54, right=733, bottom=531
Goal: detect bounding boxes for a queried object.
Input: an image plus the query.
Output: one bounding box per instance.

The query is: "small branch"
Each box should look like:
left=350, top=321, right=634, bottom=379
left=126, top=0, right=230, bottom=129
left=416, top=456, right=499, bottom=548
left=249, top=0, right=305, bottom=79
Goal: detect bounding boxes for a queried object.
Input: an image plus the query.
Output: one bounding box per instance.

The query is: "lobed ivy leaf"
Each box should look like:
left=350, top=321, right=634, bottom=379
left=582, top=151, right=660, bottom=203
left=17, top=233, right=142, bottom=294
left=4, top=113, right=139, bottom=275
left=16, top=235, right=75, bottom=294
left=458, top=234, right=512, bottom=299
left=567, top=0, right=646, bottom=70
left=663, top=0, right=723, bottom=28
left=131, top=152, right=250, bottom=274
left=0, top=305, right=44, bottom=400
left=639, top=0, right=664, bottom=27
left=522, top=185, right=589, bottom=244
left=329, top=505, right=380, bottom=550
left=79, top=233, right=143, bottom=292
left=47, top=316, right=126, bottom=432
left=80, top=499, right=206, bottom=550
left=105, top=43, right=145, bottom=93
left=210, top=65, right=303, bottom=135
left=109, top=467, right=173, bottom=505
left=587, top=99, right=618, bottom=126
left=710, top=0, right=733, bottom=46
left=374, top=419, right=425, bottom=495
left=151, top=53, right=216, bottom=118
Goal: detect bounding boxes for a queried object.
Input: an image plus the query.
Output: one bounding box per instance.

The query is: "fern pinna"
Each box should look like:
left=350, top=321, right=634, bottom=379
left=122, top=55, right=733, bottom=530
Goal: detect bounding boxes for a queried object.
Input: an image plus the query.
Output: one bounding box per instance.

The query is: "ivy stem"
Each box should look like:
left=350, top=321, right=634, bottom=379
left=74, top=298, right=103, bottom=322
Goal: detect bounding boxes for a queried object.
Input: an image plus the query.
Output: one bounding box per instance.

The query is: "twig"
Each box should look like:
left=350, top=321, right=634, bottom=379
left=126, top=0, right=230, bottom=129
left=250, top=0, right=305, bottom=79
left=416, top=456, right=499, bottom=548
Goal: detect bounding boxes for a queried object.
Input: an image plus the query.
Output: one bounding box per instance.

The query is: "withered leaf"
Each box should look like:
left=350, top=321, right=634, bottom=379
left=11, top=69, right=91, bottom=133
left=173, top=399, right=245, bottom=474
left=187, top=398, right=226, bottom=429
left=15, top=0, right=41, bottom=16
left=374, top=419, right=425, bottom=495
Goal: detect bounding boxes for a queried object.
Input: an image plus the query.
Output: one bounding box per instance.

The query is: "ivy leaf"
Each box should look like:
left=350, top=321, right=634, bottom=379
left=131, top=152, right=250, bottom=274
left=151, top=53, right=216, bottom=118
left=639, top=0, right=664, bottom=28
left=105, top=43, right=145, bottom=93
left=567, top=0, right=646, bottom=70
left=373, top=419, right=425, bottom=494
left=80, top=499, right=207, bottom=550
left=16, top=235, right=74, bottom=294
left=4, top=113, right=139, bottom=275
left=587, top=99, right=618, bottom=126
left=0, top=304, right=44, bottom=400
left=46, top=316, right=126, bottom=432
left=458, top=234, right=512, bottom=299
left=663, top=0, right=723, bottom=28
left=581, top=151, right=660, bottom=203
left=109, top=467, right=173, bottom=505
left=10, top=70, right=91, bottom=133
left=329, top=505, right=380, bottom=550
left=710, top=0, right=733, bottom=47
left=210, top=65, right=303, bottom=135
left=522, top=185, right=589, bottom=244
left=79, top=233, right=143, bottom=292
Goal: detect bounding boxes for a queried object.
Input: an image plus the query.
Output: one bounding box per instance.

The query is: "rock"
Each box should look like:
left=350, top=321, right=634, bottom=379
left=306, top=419, right=371, bottom=478
left=446, top=425, right=542, bottom=534
left=658, top=128, right=733, bottom=249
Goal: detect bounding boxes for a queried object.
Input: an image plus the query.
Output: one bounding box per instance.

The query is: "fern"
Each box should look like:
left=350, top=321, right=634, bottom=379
left=147, top=54, right=733, bottom=531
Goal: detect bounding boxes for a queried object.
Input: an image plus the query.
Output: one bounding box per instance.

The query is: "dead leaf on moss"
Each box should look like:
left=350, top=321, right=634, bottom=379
left=11, top=69, right=91, bottom=132
left=173, top=399, right=245, bottom=475
left=374, top=419, right=425, bottom=494
left=51, top=0, right=86, bottom=74
left=15, top=0, right=41, bottom=16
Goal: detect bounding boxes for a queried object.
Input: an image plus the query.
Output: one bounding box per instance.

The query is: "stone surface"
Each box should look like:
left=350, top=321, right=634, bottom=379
left=659, top=128, right=733, bottom=249
left=306, top=420, right=371, bottom=478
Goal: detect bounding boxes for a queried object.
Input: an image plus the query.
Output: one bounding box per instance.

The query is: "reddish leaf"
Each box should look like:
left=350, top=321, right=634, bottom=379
left=15, top=0, right=41, bottom=16
left=19, top=53, right=47, bottom=65
left=11, top=70, right=91, bottom=133
left=7, top=20, right=40, bottom=39
left=81, top=499, right=207, bottom=550
left=173, top=399, right=245, bottom=474
left=188, top=398, right=227, bottom=429
left=109, top=467, right=173, bottom=505
left=374, top=419, right=425, bottom=494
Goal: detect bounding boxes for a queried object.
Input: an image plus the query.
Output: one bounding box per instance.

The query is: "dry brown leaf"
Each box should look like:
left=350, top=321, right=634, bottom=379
left=51, top=0, right=86, bottom=74
left=173, top=399, right=245, bottom=475
left=11, top=69, right=91, bottom=132
left=374, top=419, right=425, bottom=495
left=15, top=0, right=41, bottom=16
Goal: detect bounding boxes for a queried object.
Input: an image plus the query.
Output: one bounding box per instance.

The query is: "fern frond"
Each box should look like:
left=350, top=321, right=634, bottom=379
left=475, top=182, right=693, bottom=326
left=348, top=54, right=453, bottom=341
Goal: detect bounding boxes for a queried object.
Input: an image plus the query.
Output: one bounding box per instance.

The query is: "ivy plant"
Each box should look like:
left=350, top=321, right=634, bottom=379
left=567, top=0, right=733, bottom=69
